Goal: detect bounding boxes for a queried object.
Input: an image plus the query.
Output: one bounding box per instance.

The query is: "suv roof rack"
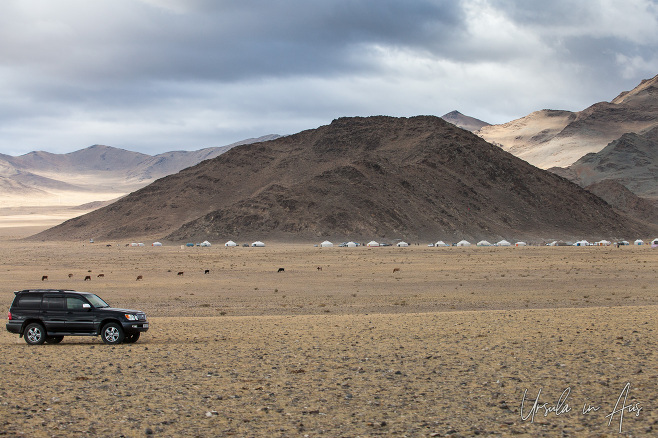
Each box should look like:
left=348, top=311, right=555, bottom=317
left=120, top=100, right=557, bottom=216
left=15, top=289, right=77, bottom=294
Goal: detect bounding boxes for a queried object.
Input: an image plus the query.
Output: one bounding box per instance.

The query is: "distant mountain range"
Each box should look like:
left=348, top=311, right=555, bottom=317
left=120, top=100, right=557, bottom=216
left=440, top=111, right=490, bottom=132
left=32, top=116, right=654, bottom=242
left=5, top=75, right=658, bottom=239
left=0, top=135, right=281, bottom=201
left=478, top=74, right=658, bottom=169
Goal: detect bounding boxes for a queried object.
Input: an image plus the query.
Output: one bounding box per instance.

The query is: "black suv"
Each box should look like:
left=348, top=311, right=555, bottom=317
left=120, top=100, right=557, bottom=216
left=6, top=289, right=149, bottom=345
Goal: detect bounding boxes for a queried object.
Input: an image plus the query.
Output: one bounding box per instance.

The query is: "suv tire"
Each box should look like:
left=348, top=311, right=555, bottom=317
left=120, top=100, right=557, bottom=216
left=101, top=322, right=125, bottom=344
left=45, top=336, right=64, bottom=344
left=24, top=323, right=46, bottom=345
left=124, top=332, right=140, bottom=343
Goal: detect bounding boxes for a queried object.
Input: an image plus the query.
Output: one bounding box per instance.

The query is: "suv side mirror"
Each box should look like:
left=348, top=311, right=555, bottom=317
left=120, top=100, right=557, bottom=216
left=82, top=303, right=91, bottom=310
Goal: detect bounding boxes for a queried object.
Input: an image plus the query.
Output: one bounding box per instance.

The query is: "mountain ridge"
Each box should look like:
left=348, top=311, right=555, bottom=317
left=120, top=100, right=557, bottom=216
left=440, top=111, right=490, bottom=132
left=478, top=74, right=658, bottom=169
left=549, top=126, right=658, bottom=204
left=31, top=116, right=654, bottom=243
left=583, top=180, right=658, bottom=225
left=0, top=134, right=282, bottom=200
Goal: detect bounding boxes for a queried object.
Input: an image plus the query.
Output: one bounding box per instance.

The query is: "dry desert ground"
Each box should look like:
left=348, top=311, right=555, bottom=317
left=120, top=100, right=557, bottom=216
left=0, top=226, right=657, bottom=437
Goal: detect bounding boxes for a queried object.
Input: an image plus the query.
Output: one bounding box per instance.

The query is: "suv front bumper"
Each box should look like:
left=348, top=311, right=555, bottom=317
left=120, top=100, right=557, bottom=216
left=121, top=320, right=149, bottom=334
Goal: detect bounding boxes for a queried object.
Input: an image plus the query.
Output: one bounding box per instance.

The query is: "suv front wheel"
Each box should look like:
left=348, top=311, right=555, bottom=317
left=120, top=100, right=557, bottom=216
left=124, top=332, right=140, bottom=343
left=101, top=322, right=125, bottom=344
left=24, top=323, right=46, bottom=345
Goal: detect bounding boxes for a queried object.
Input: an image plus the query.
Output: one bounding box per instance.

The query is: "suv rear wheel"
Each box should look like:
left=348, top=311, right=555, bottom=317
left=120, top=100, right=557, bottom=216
left=101, top=322, right=125, bottom=344
left=24, top=323, right=46, bottom=345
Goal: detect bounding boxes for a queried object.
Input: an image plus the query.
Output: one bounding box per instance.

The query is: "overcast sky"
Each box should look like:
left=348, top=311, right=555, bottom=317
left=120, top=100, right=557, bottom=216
left=1, top=0, right=657, bottom=156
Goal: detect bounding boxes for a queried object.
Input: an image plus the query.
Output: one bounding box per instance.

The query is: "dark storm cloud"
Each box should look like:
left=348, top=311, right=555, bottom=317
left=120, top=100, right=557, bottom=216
left=2, top=1, right=465, bottom=110
left=3, top=1, right=464, bottom=84
left=0, top=0, right=656, bottom=155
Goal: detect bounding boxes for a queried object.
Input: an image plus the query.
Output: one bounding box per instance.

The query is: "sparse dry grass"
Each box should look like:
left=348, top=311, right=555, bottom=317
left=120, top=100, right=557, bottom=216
left=0, top=238, right=656, bottom=436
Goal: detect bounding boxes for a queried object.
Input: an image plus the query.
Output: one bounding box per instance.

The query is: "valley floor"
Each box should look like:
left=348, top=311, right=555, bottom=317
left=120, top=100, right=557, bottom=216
left=0, top=189, right=123, bottom=230
left=0, top=237, right=656, bottom=436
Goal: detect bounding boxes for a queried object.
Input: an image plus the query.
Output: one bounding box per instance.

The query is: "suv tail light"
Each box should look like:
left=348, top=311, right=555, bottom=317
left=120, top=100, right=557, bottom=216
left=7, top=311, right=12, bottom=320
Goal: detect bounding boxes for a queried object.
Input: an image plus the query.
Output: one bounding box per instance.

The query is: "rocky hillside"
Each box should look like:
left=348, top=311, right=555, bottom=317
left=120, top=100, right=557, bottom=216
left=31, top=116, right=654, bottom=242
left=550, top=126, right=658, bottom=201
left=583, top=180, right=658, bottom=225
left=478, top=75, right=658, bottom=168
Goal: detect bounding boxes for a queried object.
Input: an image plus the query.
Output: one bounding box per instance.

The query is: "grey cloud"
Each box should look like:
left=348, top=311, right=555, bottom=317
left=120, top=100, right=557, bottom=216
left=0, top=0, right=656, bottom=155
left=487, top=0, right=598, bottom=26
left=144, top=1, right=464, bottom=81
left=1, top=1, right=465, bottom=83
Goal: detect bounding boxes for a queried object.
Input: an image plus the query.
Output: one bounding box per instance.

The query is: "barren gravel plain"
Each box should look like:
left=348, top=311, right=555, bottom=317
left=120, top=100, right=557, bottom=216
left=0, top=227, right=657, bottom=437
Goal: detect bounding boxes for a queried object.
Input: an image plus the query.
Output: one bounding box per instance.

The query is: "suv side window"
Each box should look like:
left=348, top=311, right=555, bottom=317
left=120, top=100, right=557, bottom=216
left=15, top=294, right=43, bottom=309
left=66, top=297, right=87, bottom=310
left=43, top=295, right=66, bottom=309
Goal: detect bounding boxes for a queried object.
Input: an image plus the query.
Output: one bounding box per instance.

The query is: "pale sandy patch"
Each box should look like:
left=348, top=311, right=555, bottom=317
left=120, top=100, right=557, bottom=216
left=0, top=190, right=123, bottom=230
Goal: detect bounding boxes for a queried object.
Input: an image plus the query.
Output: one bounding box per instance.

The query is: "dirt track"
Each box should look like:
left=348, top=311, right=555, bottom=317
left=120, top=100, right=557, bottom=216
left=1, top=238, right=656, bottom=436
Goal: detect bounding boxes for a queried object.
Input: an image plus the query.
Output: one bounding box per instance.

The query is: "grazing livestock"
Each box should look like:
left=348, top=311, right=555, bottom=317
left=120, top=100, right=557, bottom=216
left=317, top=266, right=322, bottom=271
left=97, top=274, right=104, bottom=278
left=41, top=275, right=48, bottom=281
left=84, top=276, right=91, bottom=281
left=277, top=268, right=285, bottom=273
left=177, top=271, right=184, bottom=276
left=204, top=269, right=210, bottom=274
left=106, top=244, right=112, bottom=247
left=393, top=268, right=400, bottom=273
left=136, top=275, right=143, bottom=281
left=68, top=273, right=73, bottom=278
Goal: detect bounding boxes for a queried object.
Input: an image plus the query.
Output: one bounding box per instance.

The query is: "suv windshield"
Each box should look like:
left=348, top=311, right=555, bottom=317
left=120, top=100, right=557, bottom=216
left=85, top=294, right=110, bottom=308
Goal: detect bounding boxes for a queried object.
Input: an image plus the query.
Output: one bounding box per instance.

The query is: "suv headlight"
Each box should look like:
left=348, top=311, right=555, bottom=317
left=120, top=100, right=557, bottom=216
left=124, top=314, right=138, bottom=321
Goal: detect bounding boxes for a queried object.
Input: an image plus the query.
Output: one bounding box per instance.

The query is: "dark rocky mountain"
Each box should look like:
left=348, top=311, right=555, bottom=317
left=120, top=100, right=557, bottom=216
left=31, top=116, right=655, bottom=242
left=583, top=180, right=658, bottom=225
left=549, top=126, right=658, bottom=201
left=441, top=111, right=490, bottom=132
